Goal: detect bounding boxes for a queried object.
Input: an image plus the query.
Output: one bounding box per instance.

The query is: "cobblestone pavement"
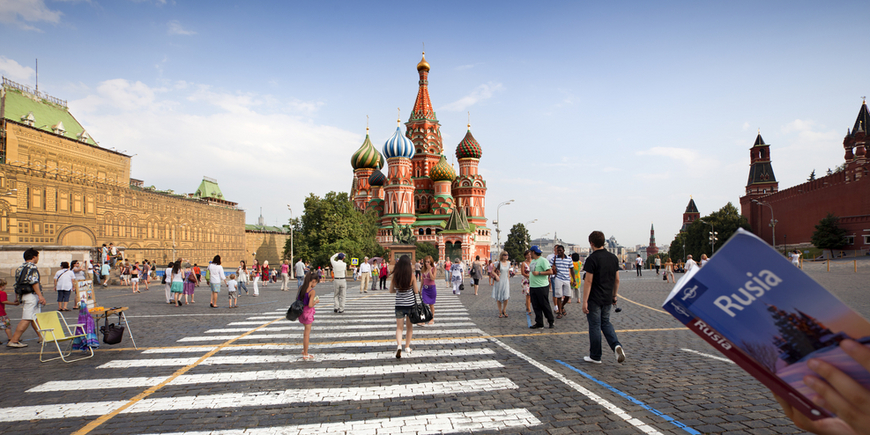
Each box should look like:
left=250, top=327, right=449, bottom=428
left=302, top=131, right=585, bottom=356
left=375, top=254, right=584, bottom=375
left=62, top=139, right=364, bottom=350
left=1, top=269, right=866, bottom=434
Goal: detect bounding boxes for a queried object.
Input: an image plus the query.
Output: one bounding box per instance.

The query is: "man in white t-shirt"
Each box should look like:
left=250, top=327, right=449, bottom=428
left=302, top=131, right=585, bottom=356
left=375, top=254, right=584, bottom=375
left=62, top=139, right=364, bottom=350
left=358, top=257, right=372, bottom=294
left=635, top=255, right=643, bottom=277
left=654, top=257, right=661, bottom=275
left=331, top=253, right=348, bottom=313
left=685, top=255, right=697, bottom=272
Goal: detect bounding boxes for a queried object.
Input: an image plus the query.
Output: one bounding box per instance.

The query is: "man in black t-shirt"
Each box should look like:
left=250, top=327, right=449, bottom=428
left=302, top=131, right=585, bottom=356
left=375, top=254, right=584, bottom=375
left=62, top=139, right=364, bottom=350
left=581, top=231, right=626, bottom=364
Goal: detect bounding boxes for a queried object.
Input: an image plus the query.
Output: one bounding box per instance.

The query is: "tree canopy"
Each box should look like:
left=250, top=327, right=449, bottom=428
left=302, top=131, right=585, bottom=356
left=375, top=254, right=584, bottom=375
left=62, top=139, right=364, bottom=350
left=284, top=191, right=384, bottom=268
left=668, top=202, right=751, bottom=261
left=415, top=242, right=439, bottom=262
left=503, top=223, right=530, bottom=262
left=811, top=213, right=847, bottom=257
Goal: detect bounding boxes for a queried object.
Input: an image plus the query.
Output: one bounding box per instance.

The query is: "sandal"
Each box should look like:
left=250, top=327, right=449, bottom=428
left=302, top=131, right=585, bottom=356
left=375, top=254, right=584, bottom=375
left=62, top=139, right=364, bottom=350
left=504, top=313, right=508, bottom=318
left=556, top=314, right=563, bottom=319
left=498, top=314, right=504, bottom=318
left=302, top=354, right=314, bottom=360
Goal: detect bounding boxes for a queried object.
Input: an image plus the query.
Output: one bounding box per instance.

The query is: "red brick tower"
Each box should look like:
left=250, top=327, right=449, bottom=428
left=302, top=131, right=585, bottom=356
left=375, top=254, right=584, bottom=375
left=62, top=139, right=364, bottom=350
left=381, top=119, right=416, bottom=230
left=646, top=223, right=659, bottom=256
left=681, top=198, right=700, bottom=232
left=405, top=52, right=443, bottom=214
left=745, top=132, right=779, bottom=197
left=454, top=124, right=487, bottom=228
left=844, top=99, right=870, bottom=183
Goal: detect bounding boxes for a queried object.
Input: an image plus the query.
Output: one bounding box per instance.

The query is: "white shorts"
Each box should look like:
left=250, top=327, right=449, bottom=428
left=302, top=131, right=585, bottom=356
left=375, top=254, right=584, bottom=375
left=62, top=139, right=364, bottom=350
left=132, top=277, right=139, bottom=282
left=21, top=293, right=41, bottom=320
left=553, top=278, right=572, bottom=298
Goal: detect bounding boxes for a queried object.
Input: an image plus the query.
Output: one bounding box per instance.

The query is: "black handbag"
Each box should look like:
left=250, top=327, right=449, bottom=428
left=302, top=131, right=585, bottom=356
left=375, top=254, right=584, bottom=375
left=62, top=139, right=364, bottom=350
left=459, top=283, right=465, bottom=291
left=286, top=299, right=305, bottom=321
left=408, top=291, right=432, bottom=324
left=100, top=315, right=125, bottom=345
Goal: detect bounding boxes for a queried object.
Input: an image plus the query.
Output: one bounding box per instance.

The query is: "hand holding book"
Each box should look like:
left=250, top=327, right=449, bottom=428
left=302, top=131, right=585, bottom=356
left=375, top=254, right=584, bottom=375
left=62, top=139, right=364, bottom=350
left=774, top=338, right=870, bottom=435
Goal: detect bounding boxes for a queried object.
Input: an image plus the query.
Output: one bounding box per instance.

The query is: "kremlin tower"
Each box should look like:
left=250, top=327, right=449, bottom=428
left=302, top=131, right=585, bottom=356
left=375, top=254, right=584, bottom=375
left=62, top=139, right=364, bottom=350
left=646, top=223, right=659, bottom=256
left=350, top=53, right=491, bottom=262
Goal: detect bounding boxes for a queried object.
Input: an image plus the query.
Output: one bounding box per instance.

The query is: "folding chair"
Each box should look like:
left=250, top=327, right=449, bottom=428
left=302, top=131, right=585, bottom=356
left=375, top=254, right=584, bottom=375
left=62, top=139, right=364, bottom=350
left=35, top=311, right=94, bottom=363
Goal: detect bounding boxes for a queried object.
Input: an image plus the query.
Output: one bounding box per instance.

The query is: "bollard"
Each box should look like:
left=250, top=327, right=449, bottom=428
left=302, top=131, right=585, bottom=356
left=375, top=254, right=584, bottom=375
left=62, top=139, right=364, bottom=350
left=827, top=259, right=830, bottom=272
left=855, top=260, right=858, bottom=273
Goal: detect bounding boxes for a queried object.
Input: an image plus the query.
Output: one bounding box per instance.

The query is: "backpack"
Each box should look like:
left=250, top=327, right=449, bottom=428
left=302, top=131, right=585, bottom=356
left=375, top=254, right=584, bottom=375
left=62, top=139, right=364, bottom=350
left=205, top=269, right=211, bottom=281
left=14, top=264, right=35, bottom=296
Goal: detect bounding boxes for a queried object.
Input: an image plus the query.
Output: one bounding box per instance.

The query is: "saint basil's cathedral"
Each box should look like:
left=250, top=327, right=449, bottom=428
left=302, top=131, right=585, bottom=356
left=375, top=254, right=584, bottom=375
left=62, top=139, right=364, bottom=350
left=349, top=53, right=491, bottom=262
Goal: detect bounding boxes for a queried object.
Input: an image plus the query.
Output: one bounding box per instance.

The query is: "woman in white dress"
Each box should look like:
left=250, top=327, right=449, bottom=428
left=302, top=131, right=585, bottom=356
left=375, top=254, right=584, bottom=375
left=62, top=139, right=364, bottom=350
left=492, top=251, right=511, bottom=318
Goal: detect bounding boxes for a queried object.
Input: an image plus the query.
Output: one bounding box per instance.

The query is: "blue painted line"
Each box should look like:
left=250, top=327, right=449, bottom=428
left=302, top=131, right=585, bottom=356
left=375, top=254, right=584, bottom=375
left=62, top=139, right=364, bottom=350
left=555, top=360, right=700, bottom=435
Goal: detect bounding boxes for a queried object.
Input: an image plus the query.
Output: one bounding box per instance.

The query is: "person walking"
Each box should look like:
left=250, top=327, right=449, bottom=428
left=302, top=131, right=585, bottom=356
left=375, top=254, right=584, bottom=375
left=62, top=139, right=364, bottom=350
left=528, top=245, right=555, bottom=329
left=141, top=260, right=151, bottom=291
left=700, top=253, right=709, bottom=267
left=131, top=261, right=141, bottom=294
left=685, top=254, right=697, bottom=272
left=470, top=256, right=483, bottom=296
left=486, top=260, right=495, bottom=286
left=551, top=245, right=574, bottom=319
left=420, top=256, right=437, bottom=325
left=379, top=262, right=389, bottom=290
left=208, top=255, right=226, bottom=308
left=390, top=255, right=419, bottom=359
left=582, top=231, right=626, bottom=364
left=237, top=261, right=250, bottom=295
left=664, top=257, right=675, bottom=283
left=654, top=256, right=661, bottom=275
left=331, top=252, right=348, bottom=313
left=7, top=248, right=46, bottom=348
left=294, top=258, right=306, bottom=289
left=450, top=257, right=464, bottom=295
left=297, top=271, right=321, bottom=360
left=358, top=257, right=371, bottom=293
left=492, top=251, right=511, bottom=318
left=280, top=260, right=290, bottom=291
left=170, top=260, right=185, bottom=307
left=443, top=258, right=452, bottom=287
left=635, top=254, right=643, bottom=277
left=260, top=261, right=270, bottom=288
left=183, top=263, right=196, bottom=304
left=164, top=261, right=174, bottom=304
left=521, top=250, right=532, bottom=314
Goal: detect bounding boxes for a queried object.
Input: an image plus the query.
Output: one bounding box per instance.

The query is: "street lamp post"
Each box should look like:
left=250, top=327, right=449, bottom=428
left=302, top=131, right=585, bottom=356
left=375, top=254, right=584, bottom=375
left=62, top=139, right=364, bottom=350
left=524, top=219, right=537, bottom=247
left=494, top=199, right=514, bottom=254
left=699, top=220, right=717, bottom=255
left=286, top=205, right=295, bottom=278
left=752, top=199, right=778, bottom=251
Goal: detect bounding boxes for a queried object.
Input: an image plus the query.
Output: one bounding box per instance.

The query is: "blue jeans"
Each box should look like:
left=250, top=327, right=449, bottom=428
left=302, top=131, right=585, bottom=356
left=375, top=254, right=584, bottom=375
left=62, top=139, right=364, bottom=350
left=297, top=277, right=304, bottom=289
left=586, top=301, right=621, bottom=361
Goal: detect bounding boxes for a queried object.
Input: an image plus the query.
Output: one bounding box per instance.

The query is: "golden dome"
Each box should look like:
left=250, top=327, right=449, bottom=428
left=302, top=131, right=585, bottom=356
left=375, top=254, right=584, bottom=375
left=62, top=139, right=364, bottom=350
left=417, top=52, right=430, bottom=72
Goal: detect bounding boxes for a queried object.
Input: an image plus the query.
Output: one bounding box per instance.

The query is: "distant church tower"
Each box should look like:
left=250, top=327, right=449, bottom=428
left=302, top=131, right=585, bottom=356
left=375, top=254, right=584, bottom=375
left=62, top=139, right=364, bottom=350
left=646, top=223, right=659, bottom=256
left=350, top=127, right=383, bottom=210
left=745, top=132, right=779, bottom=197
left=844, top=99, right=870, bottom=182
left=681, top=198, right=700, bottom=232
left=453, top=124, right=487, bottom=227
left=382, top=118, right=416, bottom=226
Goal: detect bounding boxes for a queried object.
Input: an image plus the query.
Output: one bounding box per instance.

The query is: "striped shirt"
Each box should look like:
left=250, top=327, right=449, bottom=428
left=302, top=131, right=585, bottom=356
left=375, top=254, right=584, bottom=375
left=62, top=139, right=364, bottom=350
left=551, top=255, right=573, bottom=281
left=395, top=289, right=416, bottom=307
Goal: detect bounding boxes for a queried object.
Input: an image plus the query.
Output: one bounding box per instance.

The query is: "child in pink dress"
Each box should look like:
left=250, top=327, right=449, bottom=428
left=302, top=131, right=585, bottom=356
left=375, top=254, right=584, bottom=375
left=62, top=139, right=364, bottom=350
left=296, top=272, right=321, bottom=360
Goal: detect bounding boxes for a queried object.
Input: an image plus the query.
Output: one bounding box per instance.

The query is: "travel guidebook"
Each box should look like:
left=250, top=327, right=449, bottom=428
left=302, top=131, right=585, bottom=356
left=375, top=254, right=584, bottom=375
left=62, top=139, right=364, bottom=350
left=662, top=229, right=870, bottom=420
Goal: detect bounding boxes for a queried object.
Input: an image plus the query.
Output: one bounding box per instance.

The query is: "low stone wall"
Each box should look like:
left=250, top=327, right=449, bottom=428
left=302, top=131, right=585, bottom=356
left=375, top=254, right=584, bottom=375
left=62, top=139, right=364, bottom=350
left=0, top=245, right=95, bottom=285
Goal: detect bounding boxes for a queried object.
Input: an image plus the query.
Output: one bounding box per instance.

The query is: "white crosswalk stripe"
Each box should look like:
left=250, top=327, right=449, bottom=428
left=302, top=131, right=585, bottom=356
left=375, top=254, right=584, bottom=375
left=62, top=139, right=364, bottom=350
left=204, top=322, right=476, bottom=332
left=140, top=337, right=491, bottom=353
left=228, top=316, right=470, bottom=325
left=29, top=360, right=504, bottom=392
left=97, top=348, right=496, bottom=368
left=177, top=328, right=486, bottom=341
left=143, top=408, right=541, bottom=435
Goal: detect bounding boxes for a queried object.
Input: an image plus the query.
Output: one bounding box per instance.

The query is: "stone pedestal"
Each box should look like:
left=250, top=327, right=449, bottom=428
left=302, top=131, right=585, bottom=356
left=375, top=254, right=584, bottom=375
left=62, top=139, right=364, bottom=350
left=388, top=245, right=416, bottom=266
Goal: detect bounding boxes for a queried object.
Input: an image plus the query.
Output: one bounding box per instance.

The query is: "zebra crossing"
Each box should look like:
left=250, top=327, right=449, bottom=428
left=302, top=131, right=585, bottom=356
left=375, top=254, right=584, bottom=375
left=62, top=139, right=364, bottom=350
left=1, top=288, right=548, bottom=434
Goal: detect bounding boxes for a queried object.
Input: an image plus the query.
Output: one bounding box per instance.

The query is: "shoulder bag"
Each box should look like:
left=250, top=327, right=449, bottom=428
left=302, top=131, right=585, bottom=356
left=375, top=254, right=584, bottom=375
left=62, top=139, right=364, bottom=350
left=286, top=294, right=305, bottom=321
left=408, top=291, right=432, bottom=325
left=100, top=314, right=125, bottom=345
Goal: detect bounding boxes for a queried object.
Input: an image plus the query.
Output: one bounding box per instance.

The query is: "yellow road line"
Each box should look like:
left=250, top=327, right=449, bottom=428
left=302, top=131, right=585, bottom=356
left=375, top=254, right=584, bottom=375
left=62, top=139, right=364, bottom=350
left=619, top=295, right=670, bottom=314
left=70, top=317, right=283, bottom=435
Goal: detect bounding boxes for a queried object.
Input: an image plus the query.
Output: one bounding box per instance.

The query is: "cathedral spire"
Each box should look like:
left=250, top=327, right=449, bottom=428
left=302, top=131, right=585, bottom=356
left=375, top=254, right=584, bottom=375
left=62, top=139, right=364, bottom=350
left=410, top=52, right=436, bottom=122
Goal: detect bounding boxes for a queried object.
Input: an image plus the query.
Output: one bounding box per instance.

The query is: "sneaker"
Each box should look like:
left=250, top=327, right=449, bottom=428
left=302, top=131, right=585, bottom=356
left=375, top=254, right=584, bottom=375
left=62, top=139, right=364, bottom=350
left=548, top=324, right=555, bottom=329
left=615, top=345, right=626, bottom=363
left=529, top=325, right=544, bottom=329
left=334, top=309, right=338, bottom=313
left=396, top=347, right=402, bottom=359
left=6, top=341, right=27, bottom=348
left=583, top=356, right=602, bottom=364
left=404, top=347, right=412, bottom=355
left=338, top=310, right=344, bottom=314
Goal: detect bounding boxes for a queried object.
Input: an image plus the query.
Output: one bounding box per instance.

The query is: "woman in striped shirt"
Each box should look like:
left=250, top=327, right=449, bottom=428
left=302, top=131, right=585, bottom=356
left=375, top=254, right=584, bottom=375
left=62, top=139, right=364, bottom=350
left=390, top=255, right=420, bottom=359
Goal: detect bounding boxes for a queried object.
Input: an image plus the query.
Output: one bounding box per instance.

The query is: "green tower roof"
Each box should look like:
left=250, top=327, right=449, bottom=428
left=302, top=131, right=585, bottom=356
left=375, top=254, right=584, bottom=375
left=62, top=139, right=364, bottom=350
left=194, top=177, right=224, bottom=200
left=2, top=83, right=97, bottom=146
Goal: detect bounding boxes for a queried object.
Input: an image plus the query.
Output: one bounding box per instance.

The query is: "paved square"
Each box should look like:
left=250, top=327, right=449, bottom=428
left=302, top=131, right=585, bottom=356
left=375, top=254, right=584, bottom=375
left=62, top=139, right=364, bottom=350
left=2, top=267, right=864, bottom=434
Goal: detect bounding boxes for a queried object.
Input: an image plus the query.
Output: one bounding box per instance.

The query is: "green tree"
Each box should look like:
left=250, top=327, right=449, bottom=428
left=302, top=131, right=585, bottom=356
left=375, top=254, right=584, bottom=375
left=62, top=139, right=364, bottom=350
left=811, top=213, right=847, bottom=258
left=668, top=202, right=751, bottom=261
left=503, top=223, right=530, bottom=262
left=415, top=242, right=439, bottom=262
left=284, top=191, right=384, bottom=268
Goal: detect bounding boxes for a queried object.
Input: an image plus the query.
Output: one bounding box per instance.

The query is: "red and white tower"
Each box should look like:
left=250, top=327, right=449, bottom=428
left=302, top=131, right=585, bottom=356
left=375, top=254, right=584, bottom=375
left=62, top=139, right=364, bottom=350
left=453, top=125, right=487, bottom=228
left=406, top=52, right=443, bottom=213
left=350, top=127, right=383, bottom=211
left=646, top=223, right=659, bottom=256
left=381, top=119, right=416, bottom=232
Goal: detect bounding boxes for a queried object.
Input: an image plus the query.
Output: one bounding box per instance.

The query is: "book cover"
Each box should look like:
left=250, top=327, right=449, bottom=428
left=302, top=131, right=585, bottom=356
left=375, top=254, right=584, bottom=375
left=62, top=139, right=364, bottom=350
left=662, top=229, right=870, bottom=420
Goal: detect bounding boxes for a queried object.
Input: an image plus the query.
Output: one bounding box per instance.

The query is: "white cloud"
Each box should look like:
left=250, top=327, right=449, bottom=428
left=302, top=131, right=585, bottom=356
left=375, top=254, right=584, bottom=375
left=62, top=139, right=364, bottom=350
left=167, top=20, right=196, bottom=35
left=454, top=63, right=482, bottom=71
left=440, top=82, right=503, bottom=112
left=0, top=56, right=36, bottom=82
left=67, top=78, right=356, bottom=223
left=0, top=0, right=62, bottom=31
left=742, top=121, right=751, bottom=131
left=636, top=147, right=720, bottom=177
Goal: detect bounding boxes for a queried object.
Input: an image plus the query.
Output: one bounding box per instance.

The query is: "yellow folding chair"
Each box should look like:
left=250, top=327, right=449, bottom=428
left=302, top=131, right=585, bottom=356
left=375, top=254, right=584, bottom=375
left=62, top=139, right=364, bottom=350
left=35, top=311, right=94, bottom=363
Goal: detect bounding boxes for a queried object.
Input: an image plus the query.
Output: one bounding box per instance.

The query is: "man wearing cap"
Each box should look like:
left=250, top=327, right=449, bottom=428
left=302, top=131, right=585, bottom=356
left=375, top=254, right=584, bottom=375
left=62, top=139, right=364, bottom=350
left=330, top=253, right=348, bottom=313
left=358, top=257, right=371, bottom=294
left=528, top=245, right=555, bottom=329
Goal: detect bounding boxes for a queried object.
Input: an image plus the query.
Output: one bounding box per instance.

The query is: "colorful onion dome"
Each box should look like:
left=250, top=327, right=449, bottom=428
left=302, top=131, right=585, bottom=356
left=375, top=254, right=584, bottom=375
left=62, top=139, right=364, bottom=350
left=368, top=169, right=386, bottom=186
left=417, top=52, right=430, bottom=72
left=351, top=131, right=383, bottom=170
left=383, top=125, right=415, bottom=159
left=455, top=126, right=482, bottom=159
left=429, top=155, right=456, bottom=182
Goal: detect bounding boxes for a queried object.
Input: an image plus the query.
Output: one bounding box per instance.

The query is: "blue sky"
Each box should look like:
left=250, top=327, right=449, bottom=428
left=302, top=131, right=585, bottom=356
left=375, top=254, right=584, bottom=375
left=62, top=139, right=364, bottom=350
left=2, top=1, right=869, bottom=248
